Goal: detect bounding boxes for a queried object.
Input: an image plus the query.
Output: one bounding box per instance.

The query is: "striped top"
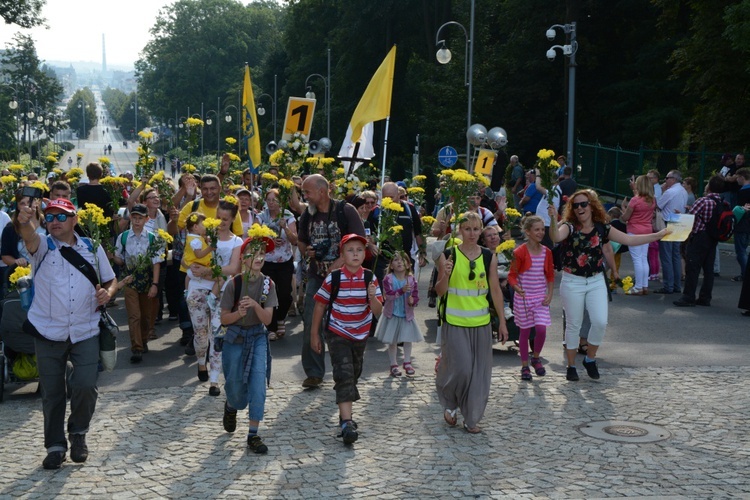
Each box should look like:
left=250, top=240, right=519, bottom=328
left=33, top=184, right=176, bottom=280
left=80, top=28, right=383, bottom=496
left=518, top=251, right=547, bottom=298
left=314, top=266, right=383, bottom=341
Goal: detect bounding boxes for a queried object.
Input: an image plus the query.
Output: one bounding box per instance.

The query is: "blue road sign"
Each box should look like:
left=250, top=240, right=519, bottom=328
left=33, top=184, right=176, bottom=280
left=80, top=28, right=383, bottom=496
left=438, top=146, right=458, bottom=167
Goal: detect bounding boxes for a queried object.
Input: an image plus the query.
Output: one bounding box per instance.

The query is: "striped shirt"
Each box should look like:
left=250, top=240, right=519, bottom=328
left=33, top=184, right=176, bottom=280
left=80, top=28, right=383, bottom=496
left=314, top=266, right=383, bottom=341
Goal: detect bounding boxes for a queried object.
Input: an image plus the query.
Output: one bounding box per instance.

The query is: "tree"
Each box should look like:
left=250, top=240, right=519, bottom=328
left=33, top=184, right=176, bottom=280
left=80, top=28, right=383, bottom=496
left=0, top=0, right=46, bottom=28
left=1, top=33, right=63, bottom=157
left=135, top=0, right=284, bottom=153
left=66, top=88, right=96, bottom=142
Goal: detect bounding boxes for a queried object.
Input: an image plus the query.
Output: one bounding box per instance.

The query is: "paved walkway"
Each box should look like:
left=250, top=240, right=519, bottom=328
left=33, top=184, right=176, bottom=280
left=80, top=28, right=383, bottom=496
left=1, top=366, right=748, bottom=498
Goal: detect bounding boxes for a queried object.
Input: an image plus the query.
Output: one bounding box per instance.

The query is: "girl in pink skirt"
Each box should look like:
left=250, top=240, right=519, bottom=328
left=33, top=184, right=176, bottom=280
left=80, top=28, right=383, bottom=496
left=375, top=251, right=423, bottom=376
left=508, top=215, right=555, bottom=381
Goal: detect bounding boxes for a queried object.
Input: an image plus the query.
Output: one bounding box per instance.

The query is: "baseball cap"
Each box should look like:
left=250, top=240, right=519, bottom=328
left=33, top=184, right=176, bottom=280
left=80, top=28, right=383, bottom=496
left=130, top=204, right=148, bottom=216
left=339, top=233, right=367, bottom=250
left=235, top=187, right=252, bottom=198
left=240, top=236, right=275, bottom=255
left=46, top=172, right=57, bottom=180
left=44, top=198, right=76, bottom=215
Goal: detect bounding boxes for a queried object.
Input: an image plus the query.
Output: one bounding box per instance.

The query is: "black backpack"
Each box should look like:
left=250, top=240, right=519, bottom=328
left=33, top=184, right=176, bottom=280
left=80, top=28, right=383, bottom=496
left=299, top=200, right=350, bottom=241
left=324, top=268, right=374, bottom=328
left=706, top=198, right=735, bottom=242
left=438, top=246, right=494, bottom=324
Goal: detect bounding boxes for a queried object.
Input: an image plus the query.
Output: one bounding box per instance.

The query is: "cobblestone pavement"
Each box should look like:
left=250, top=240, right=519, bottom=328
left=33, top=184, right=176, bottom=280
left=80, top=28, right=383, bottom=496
left=1, top=365, right=748, bottom=498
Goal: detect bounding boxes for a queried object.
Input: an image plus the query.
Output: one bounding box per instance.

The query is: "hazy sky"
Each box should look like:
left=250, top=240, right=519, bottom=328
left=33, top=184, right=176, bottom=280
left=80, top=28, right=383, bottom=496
left=0, top=0, right=178, bottom=69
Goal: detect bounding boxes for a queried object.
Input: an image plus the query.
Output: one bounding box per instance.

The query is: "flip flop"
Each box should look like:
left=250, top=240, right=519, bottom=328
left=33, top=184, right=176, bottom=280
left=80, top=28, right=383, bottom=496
left=463, top=422, right=482, bottom=434
left=444, top=408, right=457, bottom=427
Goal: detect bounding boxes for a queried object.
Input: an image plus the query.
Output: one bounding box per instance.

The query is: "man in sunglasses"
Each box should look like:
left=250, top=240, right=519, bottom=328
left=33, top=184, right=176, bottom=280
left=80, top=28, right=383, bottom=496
left=17, top=198, right=117, bottom=470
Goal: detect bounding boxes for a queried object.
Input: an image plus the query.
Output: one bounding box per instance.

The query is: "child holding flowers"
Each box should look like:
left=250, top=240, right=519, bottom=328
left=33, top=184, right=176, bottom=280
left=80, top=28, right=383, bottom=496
left=219, top=228, right=278, bottom=453
left=508, top=215, right=554, bottom=381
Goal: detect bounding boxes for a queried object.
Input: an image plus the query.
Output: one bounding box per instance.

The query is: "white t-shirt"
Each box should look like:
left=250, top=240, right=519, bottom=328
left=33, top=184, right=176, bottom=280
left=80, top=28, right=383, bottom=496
left=215, top=234, right=242, bottom=268
left=0, top=211, right=11, bottom=268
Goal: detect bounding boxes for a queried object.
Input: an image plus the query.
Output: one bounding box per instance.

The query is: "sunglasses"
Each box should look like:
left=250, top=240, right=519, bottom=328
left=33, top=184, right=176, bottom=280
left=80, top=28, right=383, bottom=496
left=572, top=201, right=590, bottom=209
left=44, top=213, right=69, bottom=223
left=468, top=259, right=476, bottom=281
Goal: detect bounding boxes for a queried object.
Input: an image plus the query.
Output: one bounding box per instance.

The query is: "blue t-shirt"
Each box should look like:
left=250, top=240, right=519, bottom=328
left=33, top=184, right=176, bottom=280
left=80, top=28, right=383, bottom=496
left=523, top=183, right=543, bottom=213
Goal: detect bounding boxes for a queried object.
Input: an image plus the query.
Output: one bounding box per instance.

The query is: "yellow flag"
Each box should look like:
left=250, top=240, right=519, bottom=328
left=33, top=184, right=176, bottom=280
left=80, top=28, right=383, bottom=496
left=348, top=45, right=396, bottom=143
left=242, top=64, right=262, bottom=170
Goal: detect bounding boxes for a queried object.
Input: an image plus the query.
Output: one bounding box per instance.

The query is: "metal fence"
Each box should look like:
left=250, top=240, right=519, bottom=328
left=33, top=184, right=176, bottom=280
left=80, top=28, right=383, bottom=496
left=576, top=141, right=727, bottom=200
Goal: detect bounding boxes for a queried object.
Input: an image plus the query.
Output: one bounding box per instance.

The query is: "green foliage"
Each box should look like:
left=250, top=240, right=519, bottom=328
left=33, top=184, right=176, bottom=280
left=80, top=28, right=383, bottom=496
left=0, top=0, right=46, bottom=28
left=66, top=88, right=97, bottom=140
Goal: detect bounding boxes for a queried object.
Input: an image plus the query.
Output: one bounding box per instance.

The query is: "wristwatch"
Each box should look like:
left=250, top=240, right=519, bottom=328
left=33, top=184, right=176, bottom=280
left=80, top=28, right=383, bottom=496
left=151, top=282, right=159, bottom=287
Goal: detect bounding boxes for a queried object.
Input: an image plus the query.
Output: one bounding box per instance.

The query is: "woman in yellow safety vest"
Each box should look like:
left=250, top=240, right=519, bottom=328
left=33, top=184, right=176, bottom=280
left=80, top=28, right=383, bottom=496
left=435, top=211, right=508, bottom=434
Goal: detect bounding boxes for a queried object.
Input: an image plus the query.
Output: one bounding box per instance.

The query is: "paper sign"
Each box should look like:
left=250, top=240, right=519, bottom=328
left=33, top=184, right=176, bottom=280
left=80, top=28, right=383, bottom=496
left=661, top=214, right=695, bottom=242
left=282, top=97, right=316, bottom=140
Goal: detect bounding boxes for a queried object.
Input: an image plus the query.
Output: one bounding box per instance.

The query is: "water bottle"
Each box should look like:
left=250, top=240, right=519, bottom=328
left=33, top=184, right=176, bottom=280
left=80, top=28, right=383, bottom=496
left=17, top=277, right=33, bottom=311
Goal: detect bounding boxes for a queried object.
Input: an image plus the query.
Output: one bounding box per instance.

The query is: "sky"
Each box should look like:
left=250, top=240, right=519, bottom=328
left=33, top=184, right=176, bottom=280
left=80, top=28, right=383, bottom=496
left=0, top=0, right=179, bottom=69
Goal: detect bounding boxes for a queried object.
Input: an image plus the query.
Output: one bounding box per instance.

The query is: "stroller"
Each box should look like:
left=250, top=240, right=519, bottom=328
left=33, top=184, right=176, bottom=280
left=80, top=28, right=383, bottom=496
left=0, top=291, right=38, bottom=402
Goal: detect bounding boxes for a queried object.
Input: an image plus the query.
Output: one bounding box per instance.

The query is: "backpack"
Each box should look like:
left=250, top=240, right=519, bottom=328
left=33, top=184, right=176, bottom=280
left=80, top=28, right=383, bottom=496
left=438, top=246, right=494, bottom=324
left=552, top=222, right=606, bottom=271
left=324, top=268, right=374, bottom=329
left=299, top=200, right=349, bottom=244
left=706, top=198, right=735, bottom=242
left=120, top=230, right=155, bottom=249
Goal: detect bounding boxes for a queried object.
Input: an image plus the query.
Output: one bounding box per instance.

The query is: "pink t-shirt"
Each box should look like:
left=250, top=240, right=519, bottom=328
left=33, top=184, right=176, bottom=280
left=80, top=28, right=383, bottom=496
left=627, top=196, right=655, bottom=235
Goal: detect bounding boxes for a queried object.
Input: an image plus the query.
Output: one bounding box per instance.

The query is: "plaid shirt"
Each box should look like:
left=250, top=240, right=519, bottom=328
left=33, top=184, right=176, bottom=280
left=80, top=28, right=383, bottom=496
left=688, top=193, right=721, bottom=234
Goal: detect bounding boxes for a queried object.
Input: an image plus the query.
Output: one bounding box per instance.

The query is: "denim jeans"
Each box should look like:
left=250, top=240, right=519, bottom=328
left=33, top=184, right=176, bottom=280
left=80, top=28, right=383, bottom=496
left=222, top=335, right=268, bottom=422
left=301, top=274, right=325, bottom=378
left=659, top=241, right=682, bottom=292
left=560, top=272, right=608, bottom=348
left=734, top=232, right=750, bottom=277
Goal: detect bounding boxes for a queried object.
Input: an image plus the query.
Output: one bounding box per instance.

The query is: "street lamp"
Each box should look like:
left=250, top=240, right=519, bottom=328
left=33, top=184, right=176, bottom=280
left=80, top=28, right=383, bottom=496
left=192, top=110, right=204, bottom=158
left=546, top=21, right=578, bottom=164
left=167, top=118, right=176, bottom=150
left=224, top=104, right=241, bottom=155
left=256, top=91, right=277, bottom=142
left=435, top=0, right=475, bottom=165
left=3, top=84, right=21, bottom=162
left=77, top=100, right=88, bottom=148
left=205, top=108, right=220, bottom=162
left=305, top=67, right=330, bottom=138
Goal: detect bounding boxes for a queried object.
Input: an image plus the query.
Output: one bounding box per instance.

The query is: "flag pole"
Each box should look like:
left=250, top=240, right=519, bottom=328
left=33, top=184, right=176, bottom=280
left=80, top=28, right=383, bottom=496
left=380, top=116, right=391, bottom=187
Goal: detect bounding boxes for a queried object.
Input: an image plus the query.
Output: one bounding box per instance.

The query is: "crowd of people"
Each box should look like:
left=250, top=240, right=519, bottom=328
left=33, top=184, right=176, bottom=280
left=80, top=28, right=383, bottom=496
left=2, top=148, right=748, bottom=469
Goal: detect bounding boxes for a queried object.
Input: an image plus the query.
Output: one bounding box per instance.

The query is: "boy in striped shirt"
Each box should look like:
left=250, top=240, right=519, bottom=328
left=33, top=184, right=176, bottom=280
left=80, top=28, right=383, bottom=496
left=310, top=234, right=383, bottom=445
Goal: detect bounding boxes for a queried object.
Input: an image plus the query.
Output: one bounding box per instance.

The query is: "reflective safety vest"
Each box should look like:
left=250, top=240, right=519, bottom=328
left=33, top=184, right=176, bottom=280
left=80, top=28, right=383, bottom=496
left=444, top=247, right=491, bottom=327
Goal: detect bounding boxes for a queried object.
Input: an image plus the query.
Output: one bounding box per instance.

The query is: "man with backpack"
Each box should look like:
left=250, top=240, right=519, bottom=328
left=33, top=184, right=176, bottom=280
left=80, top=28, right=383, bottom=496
left=297, top=174, right=365, bottom=389
left=674, top=175, right=728, bottom=307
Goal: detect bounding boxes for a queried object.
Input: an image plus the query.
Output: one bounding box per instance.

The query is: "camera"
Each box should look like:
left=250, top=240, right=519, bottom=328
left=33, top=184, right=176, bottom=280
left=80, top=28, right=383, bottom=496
left=20, top=186, right=43, bottom=201
left=312, top=239, right=331, bottom=261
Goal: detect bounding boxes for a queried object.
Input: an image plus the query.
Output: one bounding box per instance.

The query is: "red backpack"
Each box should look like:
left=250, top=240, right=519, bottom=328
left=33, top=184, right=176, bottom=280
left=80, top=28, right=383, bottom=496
left=707, top=198, right=735, bottom=242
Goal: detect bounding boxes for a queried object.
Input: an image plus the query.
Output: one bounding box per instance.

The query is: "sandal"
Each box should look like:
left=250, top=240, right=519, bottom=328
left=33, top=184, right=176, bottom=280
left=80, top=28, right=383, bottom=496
left=403, top=361, right=415, bottom=376
left=463, top=422, right=482, bottom=434
left=444, top=408, right=458, bottom=427
left=577, top=342, right=589, bottom=355
left=434, top=355, right=442, bottom=374
left=389, top=365, right=402, bottom=377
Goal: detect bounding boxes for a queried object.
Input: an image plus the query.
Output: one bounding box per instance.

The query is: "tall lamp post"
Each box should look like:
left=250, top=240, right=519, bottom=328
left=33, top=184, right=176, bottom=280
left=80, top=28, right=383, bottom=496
left=77, top=100, right=88, bottom=148
left=546, top=21, right=578, bottom=164
left=256, top=92, right=276, bottom=142
left=205, top=109, right=220, bottom=163
left=224, top=104, right=241, bottom=155
left=435, top=0, right=475, bottom=165
left=167, top=118, right=176, bottom=150
left=305, top=70, right=330, bottom=139
left=4, top=85, right=21, bottom=162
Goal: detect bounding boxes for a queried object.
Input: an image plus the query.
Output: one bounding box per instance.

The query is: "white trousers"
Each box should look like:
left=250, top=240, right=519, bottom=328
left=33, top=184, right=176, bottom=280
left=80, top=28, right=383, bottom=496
left=560, top=272, right=608, bottom=348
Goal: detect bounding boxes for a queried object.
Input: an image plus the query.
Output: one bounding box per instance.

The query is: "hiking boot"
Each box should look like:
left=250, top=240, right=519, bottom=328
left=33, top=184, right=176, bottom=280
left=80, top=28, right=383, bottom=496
left=223, top=402, right=237, bottom=433
left=42, top=451, right=66, bottom=470
left=530, top=357, right=546, bottom=376
left=582, top=358, right=600, bottom=379
left=301, top=376, right=322, bottom=389
left=247, top=435, right=268, bottom=454
left=340, top=420, right=359, bottom=445
left=521, top=366, right=532, bottom=381
left=566, top=366, right=579, bottom=381
left=69, top=433, right=88, bottom=463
